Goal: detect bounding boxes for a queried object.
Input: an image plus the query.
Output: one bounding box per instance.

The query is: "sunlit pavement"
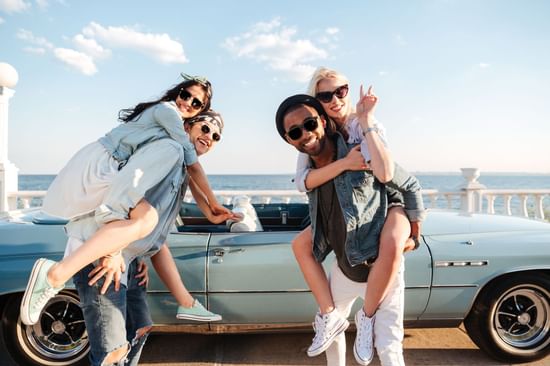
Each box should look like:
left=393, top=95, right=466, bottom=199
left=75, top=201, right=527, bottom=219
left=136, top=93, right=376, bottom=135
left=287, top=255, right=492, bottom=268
left=139, top=326, right=550, bottom=366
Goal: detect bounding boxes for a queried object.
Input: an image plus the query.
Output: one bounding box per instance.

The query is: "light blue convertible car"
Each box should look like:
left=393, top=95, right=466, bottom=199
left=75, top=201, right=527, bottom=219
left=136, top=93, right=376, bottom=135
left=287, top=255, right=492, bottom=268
left=1, top=202, right=549, bottom=365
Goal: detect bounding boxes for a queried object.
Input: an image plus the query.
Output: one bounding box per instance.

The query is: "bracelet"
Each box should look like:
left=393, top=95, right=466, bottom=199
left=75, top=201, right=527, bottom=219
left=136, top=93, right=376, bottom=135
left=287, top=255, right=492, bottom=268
left=362, top=126, right=379, bottom=136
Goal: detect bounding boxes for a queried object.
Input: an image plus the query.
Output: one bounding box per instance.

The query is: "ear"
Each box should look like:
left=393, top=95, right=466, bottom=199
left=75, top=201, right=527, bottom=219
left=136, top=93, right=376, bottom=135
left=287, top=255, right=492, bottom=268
left=284, top=134, right=293, bottom=144
left=184, top=122, right=191, bottom=133
left=320, top=116, right=327, bottom=128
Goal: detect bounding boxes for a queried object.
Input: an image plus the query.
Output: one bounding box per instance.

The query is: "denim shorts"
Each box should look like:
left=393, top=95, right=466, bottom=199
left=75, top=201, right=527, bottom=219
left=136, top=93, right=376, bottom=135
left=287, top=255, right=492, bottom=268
left=73, top=260, right=152, bottom=366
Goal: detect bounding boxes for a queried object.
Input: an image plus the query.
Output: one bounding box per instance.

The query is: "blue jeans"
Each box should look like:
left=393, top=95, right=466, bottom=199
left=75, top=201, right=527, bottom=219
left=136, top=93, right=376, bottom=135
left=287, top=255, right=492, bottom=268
left=73, top=260, right=152, bottom=366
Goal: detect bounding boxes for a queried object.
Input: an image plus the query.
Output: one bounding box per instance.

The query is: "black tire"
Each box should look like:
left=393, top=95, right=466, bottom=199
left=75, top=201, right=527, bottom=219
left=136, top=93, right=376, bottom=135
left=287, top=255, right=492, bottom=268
left=1, top=292, right=89, bottom=366
left=464, top=273, right=550, bottom=363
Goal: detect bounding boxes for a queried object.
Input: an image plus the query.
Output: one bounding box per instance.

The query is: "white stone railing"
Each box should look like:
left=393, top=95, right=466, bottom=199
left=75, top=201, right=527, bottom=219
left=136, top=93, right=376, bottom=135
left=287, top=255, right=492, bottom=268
left=6, top=186, right=550, bottom=220
left=479, top=189, right=550, bottom=220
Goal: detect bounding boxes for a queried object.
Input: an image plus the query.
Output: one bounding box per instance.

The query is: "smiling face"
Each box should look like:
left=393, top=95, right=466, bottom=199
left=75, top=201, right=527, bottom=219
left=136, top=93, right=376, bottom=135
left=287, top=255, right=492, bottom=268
left=316, top=76, right=351, bottom=126
left=184, top=120, right=221, bottom=156
left=283, top=104, right=327, bottom=156
left=175, top=84, right=207, bottom=119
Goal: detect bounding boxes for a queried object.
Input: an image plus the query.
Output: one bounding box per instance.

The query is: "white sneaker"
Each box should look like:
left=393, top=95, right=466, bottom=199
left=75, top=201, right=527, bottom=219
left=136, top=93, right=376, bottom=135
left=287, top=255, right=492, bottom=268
left=354, top=308, right=375, bottom=365
left=307, top=310, right=349, bottom=357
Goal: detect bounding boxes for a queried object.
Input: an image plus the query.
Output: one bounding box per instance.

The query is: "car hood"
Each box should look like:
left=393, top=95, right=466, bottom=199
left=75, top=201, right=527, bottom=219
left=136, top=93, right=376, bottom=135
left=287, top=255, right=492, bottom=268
left=422, top=210, right=550, bottom=236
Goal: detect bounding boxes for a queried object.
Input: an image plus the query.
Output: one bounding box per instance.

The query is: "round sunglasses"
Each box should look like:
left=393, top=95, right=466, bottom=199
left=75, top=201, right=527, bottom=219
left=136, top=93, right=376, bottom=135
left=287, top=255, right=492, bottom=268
left=197, top=123, right=221, bottom=142
left=315, top=84, right=349, bottom=103
left=286, top=116, right=319, bottom=141
left=179, top=89, right=205, bottom=111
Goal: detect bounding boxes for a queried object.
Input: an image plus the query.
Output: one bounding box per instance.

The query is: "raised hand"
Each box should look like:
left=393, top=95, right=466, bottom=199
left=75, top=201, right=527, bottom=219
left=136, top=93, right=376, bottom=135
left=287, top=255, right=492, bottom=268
left=356, top=85, right=378, bottom=129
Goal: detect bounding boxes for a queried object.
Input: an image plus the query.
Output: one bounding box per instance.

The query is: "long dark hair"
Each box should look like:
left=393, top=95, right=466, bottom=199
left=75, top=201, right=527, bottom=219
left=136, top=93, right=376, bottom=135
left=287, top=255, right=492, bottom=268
left=118, top=80, right=212, bottom=123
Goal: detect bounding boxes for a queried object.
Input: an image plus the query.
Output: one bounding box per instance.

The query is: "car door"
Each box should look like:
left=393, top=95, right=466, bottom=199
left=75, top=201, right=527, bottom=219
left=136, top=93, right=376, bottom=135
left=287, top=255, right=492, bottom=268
left=403, top=239, right=432, bottom=320
left=207, top=230, right=325, bottom=324
left=147, top=231, right=209, bottom=324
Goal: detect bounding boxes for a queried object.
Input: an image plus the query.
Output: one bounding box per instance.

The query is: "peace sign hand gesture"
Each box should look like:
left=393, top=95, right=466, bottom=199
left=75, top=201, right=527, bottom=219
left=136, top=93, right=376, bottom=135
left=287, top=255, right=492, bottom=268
left=356, top=85, right=378, bottom=129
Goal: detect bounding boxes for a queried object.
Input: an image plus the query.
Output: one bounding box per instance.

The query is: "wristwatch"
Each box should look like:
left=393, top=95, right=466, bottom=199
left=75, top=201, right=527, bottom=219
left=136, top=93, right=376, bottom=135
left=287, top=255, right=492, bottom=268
left=362, top=126, right=380, bottom=136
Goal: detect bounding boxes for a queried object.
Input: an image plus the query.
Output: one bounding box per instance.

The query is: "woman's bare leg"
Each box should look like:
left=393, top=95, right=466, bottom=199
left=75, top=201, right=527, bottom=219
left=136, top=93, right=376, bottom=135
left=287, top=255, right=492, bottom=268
left=47, top=199, right=158, bottom=287
left=151, top=244, right=194, bottom=307
left=292, top=226, right=335, bottom=314
left=363, top=207, right=410, bottom=316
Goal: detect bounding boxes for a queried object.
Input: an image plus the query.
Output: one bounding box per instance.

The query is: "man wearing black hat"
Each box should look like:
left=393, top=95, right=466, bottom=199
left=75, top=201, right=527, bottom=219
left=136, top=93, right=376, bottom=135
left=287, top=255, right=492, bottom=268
left=275, top=94, right=425, bottom=366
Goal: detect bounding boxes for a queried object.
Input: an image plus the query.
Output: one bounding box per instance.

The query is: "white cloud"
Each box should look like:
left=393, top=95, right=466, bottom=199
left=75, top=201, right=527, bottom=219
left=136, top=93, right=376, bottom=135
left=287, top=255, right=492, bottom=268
left=326, top=27, right=339, bottom=35
left=73, top=34, right=111, bottom=60
left=0, top=0, right=30, bottom=13
left=82, top=22, right=188, bottom=64
left=23, top=46, right=46, bottom=54
left=17, top=28, right=54, bottom=49
left=378, top=71, right=388, bottom=76
left=35, top=0, right=48, bottom=9
left=54, top=47, right=97, bottom=75
left=0, top=16, right=4, bottom=23
left=223, top=18, right=329, bottom=82
left=478, top=62, right=491, bottom=68
left=16, top=22, right=187, bottom=76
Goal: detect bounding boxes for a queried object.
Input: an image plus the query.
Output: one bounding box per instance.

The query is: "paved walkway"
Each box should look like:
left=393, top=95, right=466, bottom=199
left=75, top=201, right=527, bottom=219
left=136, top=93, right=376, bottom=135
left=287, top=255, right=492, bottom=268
left=139, top=327, right=550, bottom=366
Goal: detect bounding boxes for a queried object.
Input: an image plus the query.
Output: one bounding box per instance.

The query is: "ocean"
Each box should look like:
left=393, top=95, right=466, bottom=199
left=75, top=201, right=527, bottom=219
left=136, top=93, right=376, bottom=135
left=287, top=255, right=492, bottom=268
left=17, top=173, right=550, bottom=217
left=18, top=173, right=550, bottom=192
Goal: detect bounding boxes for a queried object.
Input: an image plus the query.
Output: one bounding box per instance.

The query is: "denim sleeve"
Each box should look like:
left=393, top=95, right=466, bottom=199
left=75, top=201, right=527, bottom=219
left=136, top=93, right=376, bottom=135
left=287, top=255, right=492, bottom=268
left=385, top=163, right=427, bottom=222
left=95, top=139, right=184, bottom=226
left=154, top=103, right=198, bottom=166
left=295, top=152, right=312, bottom=193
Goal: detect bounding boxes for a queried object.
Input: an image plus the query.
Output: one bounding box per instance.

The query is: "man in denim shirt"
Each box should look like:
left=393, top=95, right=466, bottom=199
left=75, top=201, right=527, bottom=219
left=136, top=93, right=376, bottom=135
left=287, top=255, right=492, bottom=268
left=276, top=94, right=425, bottom=366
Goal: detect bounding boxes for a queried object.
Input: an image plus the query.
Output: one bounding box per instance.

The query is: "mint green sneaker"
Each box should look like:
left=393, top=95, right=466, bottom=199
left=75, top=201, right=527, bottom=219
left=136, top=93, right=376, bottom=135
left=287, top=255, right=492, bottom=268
left=20, top=258, right=64, bottom=325
left=176, top=299, right=222, bottom=322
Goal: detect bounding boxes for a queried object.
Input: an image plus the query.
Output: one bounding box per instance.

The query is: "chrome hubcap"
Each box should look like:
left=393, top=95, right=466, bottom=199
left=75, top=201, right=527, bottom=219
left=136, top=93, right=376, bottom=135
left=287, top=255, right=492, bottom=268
left=23, top=292, right=88, bottom=360
left=493, top=285, right=550, bottom=351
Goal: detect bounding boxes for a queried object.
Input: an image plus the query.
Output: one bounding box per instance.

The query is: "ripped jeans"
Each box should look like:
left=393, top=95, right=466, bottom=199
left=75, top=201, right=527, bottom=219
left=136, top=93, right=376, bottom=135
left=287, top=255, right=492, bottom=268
left=74, top=260, right=152, bottom=366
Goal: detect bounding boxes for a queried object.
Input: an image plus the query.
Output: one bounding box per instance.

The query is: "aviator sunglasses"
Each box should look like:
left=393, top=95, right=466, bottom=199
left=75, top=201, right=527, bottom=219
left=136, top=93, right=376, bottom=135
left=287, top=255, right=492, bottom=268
left=315, top=84, right=349, bottom=103
left=198, top=123, right=221, bottom=142
left=179, top=89, right=205, bottom=111
left=286, top=116, right=319, bottom=141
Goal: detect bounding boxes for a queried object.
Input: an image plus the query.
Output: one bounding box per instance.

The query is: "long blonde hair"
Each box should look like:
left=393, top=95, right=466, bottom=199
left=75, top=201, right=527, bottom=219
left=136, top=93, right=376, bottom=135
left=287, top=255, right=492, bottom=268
left=306, top=67, right=349, bottom=96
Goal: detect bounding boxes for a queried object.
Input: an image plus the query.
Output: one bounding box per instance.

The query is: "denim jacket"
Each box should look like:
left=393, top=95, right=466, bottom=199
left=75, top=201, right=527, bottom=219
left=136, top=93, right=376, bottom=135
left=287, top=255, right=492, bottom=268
left=99, top=101, right=198, bottom=167
left=65, top=139, right=189, bottom=286
left=307, top=133, right=426, bottom=266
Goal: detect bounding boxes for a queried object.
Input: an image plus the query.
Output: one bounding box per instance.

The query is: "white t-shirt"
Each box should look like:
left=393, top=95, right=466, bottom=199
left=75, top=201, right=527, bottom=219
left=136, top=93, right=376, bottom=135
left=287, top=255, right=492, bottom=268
left=294, top=117, right=387, bottom=192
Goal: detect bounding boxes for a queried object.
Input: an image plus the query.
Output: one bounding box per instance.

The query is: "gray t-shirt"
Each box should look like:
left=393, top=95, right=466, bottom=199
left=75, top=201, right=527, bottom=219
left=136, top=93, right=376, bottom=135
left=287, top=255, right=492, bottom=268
left=318, top=180, right=370, bottom=283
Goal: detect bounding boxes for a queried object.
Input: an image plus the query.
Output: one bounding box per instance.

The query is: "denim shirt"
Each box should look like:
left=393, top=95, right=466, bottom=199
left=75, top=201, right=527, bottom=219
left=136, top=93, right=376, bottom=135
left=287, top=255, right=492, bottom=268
left=99, top=101, right=198, bottom=167
left=307, top=133, right=426, bottom=266
left=65, top=139, right=189, bottom=286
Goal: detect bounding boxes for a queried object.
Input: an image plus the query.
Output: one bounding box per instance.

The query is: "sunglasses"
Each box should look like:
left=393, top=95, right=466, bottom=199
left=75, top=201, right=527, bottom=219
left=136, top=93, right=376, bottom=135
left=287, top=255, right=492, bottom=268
left=315, top=84, right=349, bottom=103
left=198, top=123, right=221, bottom=142
left=286, top=116, right=319, bottom=141
left=179, top=89, right=205, bottom=111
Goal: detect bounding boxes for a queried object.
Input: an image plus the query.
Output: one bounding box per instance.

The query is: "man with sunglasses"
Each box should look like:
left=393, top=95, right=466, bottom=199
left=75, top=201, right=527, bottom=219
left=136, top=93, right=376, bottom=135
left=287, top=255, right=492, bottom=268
left=275, top=94, right=425, bottom=366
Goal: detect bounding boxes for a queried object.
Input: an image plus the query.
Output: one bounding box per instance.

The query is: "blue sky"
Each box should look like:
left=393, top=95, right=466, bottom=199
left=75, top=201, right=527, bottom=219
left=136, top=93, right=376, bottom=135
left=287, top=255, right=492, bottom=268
left=1, top=0, right=549, bottom=174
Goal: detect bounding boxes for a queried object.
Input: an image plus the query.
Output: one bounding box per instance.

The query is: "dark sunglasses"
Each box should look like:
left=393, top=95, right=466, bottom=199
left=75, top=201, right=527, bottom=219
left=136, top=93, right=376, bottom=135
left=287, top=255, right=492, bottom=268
left=198, top=123, right=221, bottom=142
left=179, top=89, right=204, bottom=111
left=286, top=116, right=319, bottom=141
left=315, top=84, right=349, bottom=103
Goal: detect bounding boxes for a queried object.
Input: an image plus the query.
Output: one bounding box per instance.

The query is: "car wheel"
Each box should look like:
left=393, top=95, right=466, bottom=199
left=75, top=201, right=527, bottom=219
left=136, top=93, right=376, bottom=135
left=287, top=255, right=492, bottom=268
left=1, top=292, right=89, bottom=366
left=464, top=273, right=550, bottom=363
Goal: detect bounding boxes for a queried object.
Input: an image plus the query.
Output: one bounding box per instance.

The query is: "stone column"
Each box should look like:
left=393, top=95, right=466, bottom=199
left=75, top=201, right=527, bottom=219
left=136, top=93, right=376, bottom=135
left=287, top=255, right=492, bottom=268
left=459, top=168, right=486, bottom=214
left=0, top=63, right=19, bottom=212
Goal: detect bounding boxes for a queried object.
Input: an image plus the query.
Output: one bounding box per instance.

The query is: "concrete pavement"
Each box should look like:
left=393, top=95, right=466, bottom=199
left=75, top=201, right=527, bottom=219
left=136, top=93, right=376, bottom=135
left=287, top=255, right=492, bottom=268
left=138, top=327, right=550, bottom=366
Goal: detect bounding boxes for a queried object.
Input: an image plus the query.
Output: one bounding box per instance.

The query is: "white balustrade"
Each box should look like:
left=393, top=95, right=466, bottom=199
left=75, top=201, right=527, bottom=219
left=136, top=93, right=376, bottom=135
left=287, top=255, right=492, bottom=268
left=4, top=187, right=550, bottom=220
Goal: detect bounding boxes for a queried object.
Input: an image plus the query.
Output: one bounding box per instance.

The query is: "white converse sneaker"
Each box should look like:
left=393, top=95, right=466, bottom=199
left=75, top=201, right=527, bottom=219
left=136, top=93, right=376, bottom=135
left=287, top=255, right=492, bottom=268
left=307, top=310, right=349, bottom=357
left=354, top=308, right=375, bottom=365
